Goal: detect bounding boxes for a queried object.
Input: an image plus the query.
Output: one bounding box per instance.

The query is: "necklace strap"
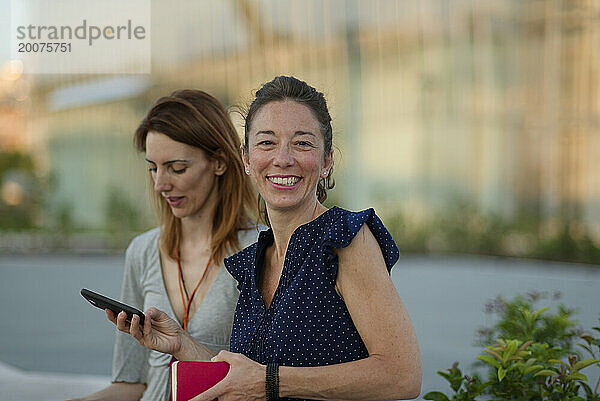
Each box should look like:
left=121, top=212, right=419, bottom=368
left=177, top=252, right=213, bottom=331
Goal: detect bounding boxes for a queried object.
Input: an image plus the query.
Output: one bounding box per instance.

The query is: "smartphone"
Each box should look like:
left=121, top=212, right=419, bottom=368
left=81, top=288, right=145, bottom=325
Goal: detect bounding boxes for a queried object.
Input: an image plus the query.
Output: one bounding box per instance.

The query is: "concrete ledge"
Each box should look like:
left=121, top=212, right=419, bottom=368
left=0, top=361, right=109, bottom=401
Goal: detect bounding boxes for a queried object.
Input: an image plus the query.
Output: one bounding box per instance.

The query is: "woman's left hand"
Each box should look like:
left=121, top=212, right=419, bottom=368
left=189, top=351, right=266, bottom=401
left=107, top=307, right=184, bottom=355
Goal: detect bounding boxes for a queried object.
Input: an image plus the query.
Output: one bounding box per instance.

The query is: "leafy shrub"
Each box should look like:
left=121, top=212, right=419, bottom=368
left=475, top=291, right=581, bottom=355
left=424, top=293, right=600, bottom=400
left=579, top=324, right=600, bottom=400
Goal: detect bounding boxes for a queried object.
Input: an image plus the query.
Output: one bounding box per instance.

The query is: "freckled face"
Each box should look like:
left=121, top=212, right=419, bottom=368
left=145, top=131, right=223, bottom=220
left=243, top=100, right=333, bottom=212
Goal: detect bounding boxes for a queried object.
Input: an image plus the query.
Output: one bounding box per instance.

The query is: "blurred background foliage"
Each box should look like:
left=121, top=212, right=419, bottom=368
left=0, top=150, right=40, bottom=229
left=0, top=0, right=599, bottom=263
left=386, top=204, right=600, bottom=264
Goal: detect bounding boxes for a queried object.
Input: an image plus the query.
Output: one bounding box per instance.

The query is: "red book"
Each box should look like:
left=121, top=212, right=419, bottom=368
left=171, top=361, right=230, bottom=401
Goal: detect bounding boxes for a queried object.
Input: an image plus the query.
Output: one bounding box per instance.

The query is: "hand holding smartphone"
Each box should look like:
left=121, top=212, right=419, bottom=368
left=81, top=288, right=145, bottom=325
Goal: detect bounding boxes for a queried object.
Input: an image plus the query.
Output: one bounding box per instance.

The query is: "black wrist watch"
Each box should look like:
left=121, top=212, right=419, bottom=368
left=266, top=363, right=279, bottom=401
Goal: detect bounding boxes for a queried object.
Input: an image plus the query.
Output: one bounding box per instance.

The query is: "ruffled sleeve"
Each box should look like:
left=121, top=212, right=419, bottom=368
left=224, top=242, right=258, bottom=290
left=323, top=208, right=399, bottom=272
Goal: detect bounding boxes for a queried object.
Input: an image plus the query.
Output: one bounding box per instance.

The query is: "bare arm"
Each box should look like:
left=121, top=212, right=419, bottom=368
left=66, top=382, right=145, bottom=401
left=278, top=225, right=422, bottom=400
left=195, top=225, right=421, bottom=401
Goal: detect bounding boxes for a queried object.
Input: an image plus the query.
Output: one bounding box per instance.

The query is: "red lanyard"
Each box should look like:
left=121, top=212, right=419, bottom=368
left=177, top=252, right=213, bottom=331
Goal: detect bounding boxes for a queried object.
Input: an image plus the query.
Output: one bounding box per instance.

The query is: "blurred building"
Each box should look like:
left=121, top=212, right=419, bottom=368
left=2, top=0, right=599, bottom=243
left=0, top=61, right=30, bottom=151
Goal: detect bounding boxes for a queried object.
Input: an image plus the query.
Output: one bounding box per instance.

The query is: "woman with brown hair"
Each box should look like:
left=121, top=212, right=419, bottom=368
left=70, top=89, right=259, bottom=401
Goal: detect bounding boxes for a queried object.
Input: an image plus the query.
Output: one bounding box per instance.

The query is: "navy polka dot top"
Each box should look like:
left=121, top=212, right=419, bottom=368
left=224, top=207, right=399, bottom=379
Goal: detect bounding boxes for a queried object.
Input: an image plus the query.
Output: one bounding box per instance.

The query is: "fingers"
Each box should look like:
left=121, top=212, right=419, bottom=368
left=145, top=307, right=180, bottom=336
left=146, top=307, right=168, bottom=323
left=211, top=350, right=233, bottom=363
left=105, top=308, right=117, bottom=324
left=115, top=311, right=132, bottom=333
left=129, top=313, right=144, bottom=342
left=111, top=310, right=146, bottom=346
left=142, top=311, right=152, bottom=338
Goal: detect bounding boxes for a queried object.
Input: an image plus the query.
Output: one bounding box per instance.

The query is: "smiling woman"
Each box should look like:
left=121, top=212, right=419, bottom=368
left=215, top=76, right=421, bottom=401
left=244, top=99, right=332, bottom=215
left=242, top=78, right=335, bottom=226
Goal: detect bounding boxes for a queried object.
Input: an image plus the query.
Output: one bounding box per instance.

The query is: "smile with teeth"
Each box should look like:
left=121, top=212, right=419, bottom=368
left=268, top=176, right=300, bottom=186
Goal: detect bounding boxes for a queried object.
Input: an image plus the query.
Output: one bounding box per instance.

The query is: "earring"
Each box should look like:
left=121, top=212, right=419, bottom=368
left=245, top=168, right=250, bottom=175
left=322, top=170, right=328, bottom=177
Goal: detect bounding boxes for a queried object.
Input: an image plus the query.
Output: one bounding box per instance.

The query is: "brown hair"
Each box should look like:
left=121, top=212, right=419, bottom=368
left=134, top=89, right=255, bottom=262
left=243, top=76, right=335, bottom=224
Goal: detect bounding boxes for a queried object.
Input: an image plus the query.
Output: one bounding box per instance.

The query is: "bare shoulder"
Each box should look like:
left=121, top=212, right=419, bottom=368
left=335, top=224, right=391, bottom=300
left=336, top=224, right=386, bottom=271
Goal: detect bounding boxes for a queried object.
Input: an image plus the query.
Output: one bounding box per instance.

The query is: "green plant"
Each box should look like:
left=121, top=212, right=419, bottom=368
left=534, top=355, right=599, bottom=401
left=578, top=317, right=600, bottom=400
left=0, top=150, right=42, bottom=229
left=104, top=187, right=143, bottom=233
left=424, top=362, right=489, bottom=401
left=424, top=293, right=600, bottom=400
left=477, top=339, right=543, bottom=399
left=476, top=339, right=599, bottom=400
left=476, top=291, right=581, bottom=355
